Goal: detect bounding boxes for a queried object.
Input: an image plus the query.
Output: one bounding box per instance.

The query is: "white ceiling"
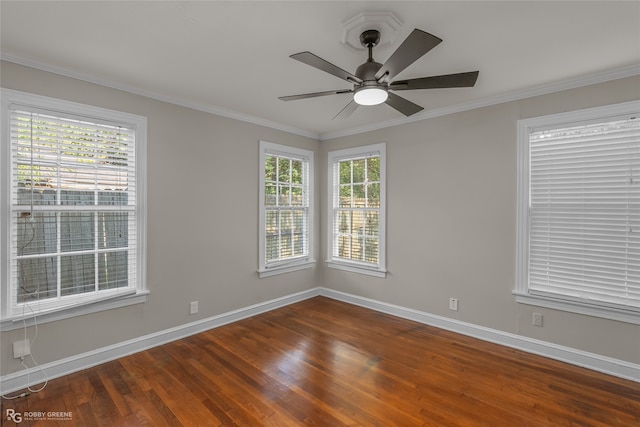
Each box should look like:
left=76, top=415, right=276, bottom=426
left=2, top=1, right=639, bottom=140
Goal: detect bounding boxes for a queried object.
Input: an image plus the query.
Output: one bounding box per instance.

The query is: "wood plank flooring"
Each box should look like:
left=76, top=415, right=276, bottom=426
left=2, top=296, right=639, bottom=426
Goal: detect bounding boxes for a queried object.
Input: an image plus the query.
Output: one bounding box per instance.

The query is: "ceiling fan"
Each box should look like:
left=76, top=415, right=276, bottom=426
left=279, top=28, right=479, bottom=119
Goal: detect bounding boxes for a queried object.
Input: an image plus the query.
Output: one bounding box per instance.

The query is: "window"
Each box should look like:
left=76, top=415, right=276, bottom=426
left=258, top=141, right=314, bottom=277
left=515, top=101, right=640, bottom=323
left=1, top=89, right=147, bottom=327
left=327, top=143, right=386, bottom=277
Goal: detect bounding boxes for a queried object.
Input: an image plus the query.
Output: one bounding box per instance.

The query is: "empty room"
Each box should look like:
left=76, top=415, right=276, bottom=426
left=1, top=1, right=639, bottom=426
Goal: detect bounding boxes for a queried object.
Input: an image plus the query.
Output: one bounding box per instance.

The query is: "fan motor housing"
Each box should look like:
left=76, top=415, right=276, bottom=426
left=355, top=61, right=383, bottom=82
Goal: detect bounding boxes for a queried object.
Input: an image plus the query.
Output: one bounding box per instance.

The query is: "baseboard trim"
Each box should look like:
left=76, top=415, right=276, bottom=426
left=2, top=286, right=637, bottom=394
left=319, top=288, right=640, bottom=383
left=0, top=287, right=322, bottom=395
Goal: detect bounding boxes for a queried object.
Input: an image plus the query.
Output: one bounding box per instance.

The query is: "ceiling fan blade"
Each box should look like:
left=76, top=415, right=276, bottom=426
left=385, top=92, right=424, bottom=117
left=375, top=29, right=442, bottom=82
left=279, top=89, right=353, bottom=101
left=333, top=100, right=359, bottom=120
left=290, top=52, right=362, bottom=84
left=390, top=71, right=479, bottom=91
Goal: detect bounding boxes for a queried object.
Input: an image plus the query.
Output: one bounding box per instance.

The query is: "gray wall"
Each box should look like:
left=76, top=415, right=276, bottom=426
left=320, top=75, right=640, bottom=364
left=1, top=60, right=638, bottom=375
left=0, top=61, right=321, bottom=373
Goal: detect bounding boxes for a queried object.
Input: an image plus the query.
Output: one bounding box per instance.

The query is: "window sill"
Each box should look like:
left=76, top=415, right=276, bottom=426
left=258, top=260, right=315, bottom=278
left=327, top=261, right=387, bottom=278
left=513, top=291, right=640, bottom=325
left=1, top=291, right=149, bottom=331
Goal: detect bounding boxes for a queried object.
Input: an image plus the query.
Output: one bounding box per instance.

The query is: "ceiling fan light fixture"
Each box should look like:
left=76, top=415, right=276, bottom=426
left=354, top=86, right=388, bottom=106
left=280, top=28, right=478, bottom=118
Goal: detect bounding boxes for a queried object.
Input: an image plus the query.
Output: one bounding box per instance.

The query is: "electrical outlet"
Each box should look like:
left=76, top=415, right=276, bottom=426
left=13, top=339, right=31, bottom=359
left=449, top=298, right=458, bottom=311
left=533, top=312, right=543, bottom=327
left=190, top=301, right=198, bottom=315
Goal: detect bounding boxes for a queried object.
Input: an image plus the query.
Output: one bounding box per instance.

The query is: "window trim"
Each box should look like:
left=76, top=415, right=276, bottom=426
left=515, top=100, right=640, bottom=324
left=258, top=140, right=314, bottom=278
left=327, top=143, right=386, bottom=278
left=1, top=88, right=147, bottom=329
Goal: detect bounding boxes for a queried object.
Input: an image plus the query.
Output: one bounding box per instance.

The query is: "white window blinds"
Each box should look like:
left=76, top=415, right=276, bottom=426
left=8, top=106, right=139, bottom=317
left=264, top=154, right=309, bottom=262
left=527, top=113, right=639, bottom=310
left=259, top=141, right=313, bottom=277
left=327, top=143, right=386, bottom=277
left=332, top=155, right=381, bottom=265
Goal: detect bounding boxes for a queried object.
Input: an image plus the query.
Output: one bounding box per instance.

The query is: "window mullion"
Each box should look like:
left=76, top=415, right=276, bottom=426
left=55, top=122, right=62, bottom=300
left=56, top=212, right=61, bottom=299
left=94, top=212, right=99, bottom=293
left=363, top=159, right=368, bottom=262
left=349, top=160, right=353, bottom=261
left=94, top=130, right=100, bottom=293
left=289, top=207, right=295, bottom=257
left=289, top=158, right=293, bottom=206
left=278, top=208, right=282, bottom=261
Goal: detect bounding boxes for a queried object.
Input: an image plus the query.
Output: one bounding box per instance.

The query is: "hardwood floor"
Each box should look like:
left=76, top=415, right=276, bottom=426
left=2, top=297, right=639, bottom=426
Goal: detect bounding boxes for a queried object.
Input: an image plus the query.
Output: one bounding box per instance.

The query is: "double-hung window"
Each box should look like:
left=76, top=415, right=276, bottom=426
left=258, top=141, right=314, bottom=277
left=327, top=143, right=386, bottom=277
left=1, top=89, right=147, bottom=327
left=515, top=101, right=639, bottom=323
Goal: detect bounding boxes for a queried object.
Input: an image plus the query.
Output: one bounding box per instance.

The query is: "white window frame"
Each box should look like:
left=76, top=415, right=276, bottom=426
left=1, top=89, right=147, bottom=330
left=515, top=100, right=640, bottom=324
left=327, top=143, right=386, bottom=278
left=258, top=140, right=314, bottom=278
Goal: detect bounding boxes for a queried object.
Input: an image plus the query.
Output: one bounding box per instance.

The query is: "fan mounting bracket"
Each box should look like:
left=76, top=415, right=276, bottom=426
left=359, top=29, right=381, bottom=48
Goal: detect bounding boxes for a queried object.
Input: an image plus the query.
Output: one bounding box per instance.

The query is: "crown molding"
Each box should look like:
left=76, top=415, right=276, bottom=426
left=319, top=63, right=640, bottom=141
left=2, top=53, right=638, bottom=143
left=0, top=53, right=320, bottom=141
